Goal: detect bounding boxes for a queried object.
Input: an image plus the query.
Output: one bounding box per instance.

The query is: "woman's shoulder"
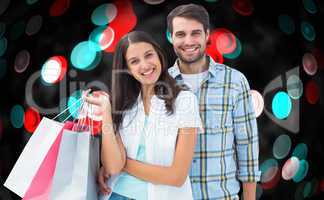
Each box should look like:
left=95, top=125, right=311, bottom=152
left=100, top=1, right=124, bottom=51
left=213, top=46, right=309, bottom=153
left=175, top=90, right=198, bottom=109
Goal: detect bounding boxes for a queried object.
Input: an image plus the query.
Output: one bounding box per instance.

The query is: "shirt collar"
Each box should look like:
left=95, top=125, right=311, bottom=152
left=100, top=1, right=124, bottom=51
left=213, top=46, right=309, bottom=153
left=168, top=56, right=224, bottom=80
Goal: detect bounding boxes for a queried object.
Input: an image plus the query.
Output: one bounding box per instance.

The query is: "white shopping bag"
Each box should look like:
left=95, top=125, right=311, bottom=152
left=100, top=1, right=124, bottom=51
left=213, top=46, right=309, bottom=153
left=4, top=117, right=64, bottom=197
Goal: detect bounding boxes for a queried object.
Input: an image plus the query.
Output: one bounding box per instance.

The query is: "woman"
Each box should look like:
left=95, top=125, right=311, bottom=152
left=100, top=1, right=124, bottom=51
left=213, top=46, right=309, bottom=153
left=84, top=31, right=202, bottom=200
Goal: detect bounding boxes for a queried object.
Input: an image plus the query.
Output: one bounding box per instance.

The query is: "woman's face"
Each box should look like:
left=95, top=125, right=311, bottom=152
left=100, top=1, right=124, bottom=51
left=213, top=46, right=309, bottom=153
left=125, top=42, right=162, bottom=87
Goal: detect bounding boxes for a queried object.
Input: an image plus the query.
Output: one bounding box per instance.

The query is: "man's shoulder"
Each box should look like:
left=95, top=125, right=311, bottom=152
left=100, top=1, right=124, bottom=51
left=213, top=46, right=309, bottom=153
left=211, top=62, right=247, bottom=84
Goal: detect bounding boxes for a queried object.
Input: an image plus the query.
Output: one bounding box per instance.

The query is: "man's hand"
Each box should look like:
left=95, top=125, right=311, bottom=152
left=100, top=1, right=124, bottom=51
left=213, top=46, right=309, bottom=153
left=97, top=166, right=112, bottom=195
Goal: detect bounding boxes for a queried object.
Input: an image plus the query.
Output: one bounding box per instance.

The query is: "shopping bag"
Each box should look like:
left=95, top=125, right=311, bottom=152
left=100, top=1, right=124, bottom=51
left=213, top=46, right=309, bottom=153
left=22, top=121, right=74, bottom=200
left=49, top=128, right=100, bottom=200
left=4, top=117, right=64, bottom=197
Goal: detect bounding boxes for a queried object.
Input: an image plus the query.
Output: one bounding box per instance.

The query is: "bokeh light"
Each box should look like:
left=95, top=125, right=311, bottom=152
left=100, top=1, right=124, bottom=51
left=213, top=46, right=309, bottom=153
left=250, top=90, right=264, bottom=117
left=26, top=0, right=39, bottom=5
left=262, top=165, right=281, bottom=190
left=0, top=59, right=6, bottom=79
left=14, top=50, right=30, bottom=73
left=41, top=56, right=67, bottom=84
left=282, top=156, right=300, bottom=180
left=206, top=30, right=224, bottom=63
left=214, top=28, right=237, bottom=55
left=9, top=20, right=26, bottom=40
left=0, top=0, right=10, bottom=15
left=232, top=0, right=254, bottom=16
left=305, top=80, right=319, bottom=104
left=292, top=143, right=308, bottom=160
left=143, top=0, right=166, bottom=4
left=24, top=107, right=41, bottom=133
left=256, top=184, right=263, bottom=199
left=278, top=15, right=295, bottom=35
left=293, top=160, right=309, bottom=182
left=70, top=41, right=102, bottom=71
left=273, top=134, right=291, bottom=159
left=302, top=0, right=317, bottom=14
left=0, top=22, right=6, bottom=38
left=104, top=0, right=137, bottom=53
left=10, top=105, right=25, bottom=128
left=67, top=90, right=82, bottom=119
left=260, top=158, right=278, bottom=183
left=89, top=26, right=115, bottom=51
left=223, top=36, right=242, bottom=59
left=49, top=0, right=71, bottom=17
left=166, top=30, right=172, bottom=44
left=91, top=3, right=117, bottom=26
left=287, top=75, right=303, bottom=99
left=301, top=21, right=316, bottom=42
left=25, top=15, right=43, bottom=36
left=302, top=53, right=318, bottom=76
left=0, top=37, right=8, bottom=57
left=272, top=91, right=292, bottom=119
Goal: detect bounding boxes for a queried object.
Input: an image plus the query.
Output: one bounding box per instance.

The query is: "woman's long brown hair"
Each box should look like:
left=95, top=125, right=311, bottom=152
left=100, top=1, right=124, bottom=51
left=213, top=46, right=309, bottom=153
left=111, top=31, right=183, bottom=132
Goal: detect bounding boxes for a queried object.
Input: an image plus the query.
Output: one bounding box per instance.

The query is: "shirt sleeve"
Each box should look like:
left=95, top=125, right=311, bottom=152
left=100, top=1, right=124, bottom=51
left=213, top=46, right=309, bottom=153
left=176, top=91, right=203, bottom=130
left=233, top=74, right=261, bottom=182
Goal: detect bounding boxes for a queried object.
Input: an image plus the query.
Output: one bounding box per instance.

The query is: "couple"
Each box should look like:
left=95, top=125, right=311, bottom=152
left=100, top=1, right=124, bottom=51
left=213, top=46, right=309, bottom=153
left=84, top=4, right=260, bottom=200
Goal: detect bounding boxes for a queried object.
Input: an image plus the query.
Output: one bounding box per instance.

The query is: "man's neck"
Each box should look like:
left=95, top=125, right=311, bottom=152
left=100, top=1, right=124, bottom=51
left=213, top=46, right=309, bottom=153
left=178, top=55, right=209, bottom=74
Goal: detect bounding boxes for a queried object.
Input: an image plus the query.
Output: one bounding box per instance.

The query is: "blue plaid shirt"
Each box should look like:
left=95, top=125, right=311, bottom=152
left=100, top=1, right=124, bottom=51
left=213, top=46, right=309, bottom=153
left=168, top=57, right=261, bottom=200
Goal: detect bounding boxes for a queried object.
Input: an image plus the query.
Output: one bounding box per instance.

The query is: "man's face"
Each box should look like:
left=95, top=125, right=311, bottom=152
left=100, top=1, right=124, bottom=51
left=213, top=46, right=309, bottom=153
left=171, top=17, right=209, bottom=64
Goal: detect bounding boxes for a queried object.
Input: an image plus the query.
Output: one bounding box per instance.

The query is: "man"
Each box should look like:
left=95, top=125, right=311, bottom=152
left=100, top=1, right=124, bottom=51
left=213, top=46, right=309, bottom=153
left=99, top=3, right=260, bottom=200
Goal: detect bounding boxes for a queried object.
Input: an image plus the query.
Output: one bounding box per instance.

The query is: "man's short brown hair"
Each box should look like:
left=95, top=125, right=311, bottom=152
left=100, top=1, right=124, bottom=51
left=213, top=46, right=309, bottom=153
left=167, top=4, right=210, bottom=34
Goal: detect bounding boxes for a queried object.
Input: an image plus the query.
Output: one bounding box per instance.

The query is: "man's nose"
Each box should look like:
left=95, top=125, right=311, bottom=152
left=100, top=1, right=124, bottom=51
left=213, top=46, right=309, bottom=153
left=184, top=35, right=195, bottom=46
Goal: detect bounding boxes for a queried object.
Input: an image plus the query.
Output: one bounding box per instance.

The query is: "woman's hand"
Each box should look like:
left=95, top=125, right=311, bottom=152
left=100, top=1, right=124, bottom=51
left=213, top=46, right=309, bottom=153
left=83, top=89, right=112, bottom=119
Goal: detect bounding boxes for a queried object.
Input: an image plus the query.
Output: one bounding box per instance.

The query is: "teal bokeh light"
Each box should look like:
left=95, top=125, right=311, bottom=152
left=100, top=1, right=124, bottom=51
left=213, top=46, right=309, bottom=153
left=272, top=91, right=292, bottom=119
left=91, top=3, right=117, bottom=26
left=0, top=37, right=8, bottom=57
left=223, top=36, right=242, bottom=59
left=301, top=21, right=316, bottom=41
left=67, top=90, right=83, bottom=119
left=70, top=41, right=102, bottom=71
left=303, top=0, right=317, bottom=14
left=10, top=105, right=24, bottom=128
left=292, top=143, right=308, bottom=160
left=278, top=14, right=295, bottom=35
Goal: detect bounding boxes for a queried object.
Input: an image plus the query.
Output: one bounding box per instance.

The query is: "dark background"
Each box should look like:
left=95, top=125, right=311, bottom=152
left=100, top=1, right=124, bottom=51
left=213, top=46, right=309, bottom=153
left=0, top=0, right=324, bottom=199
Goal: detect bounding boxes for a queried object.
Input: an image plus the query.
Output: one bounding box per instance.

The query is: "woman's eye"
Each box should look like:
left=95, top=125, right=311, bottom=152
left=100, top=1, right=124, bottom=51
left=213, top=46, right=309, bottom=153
left=145, top=53, right=153, bottom=58
left=130, top=60, right=139, bottom=65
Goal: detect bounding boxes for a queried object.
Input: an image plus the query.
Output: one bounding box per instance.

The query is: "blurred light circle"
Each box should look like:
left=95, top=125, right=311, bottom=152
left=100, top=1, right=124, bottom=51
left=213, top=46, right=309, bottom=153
left=166, top=30, right=172, bottom=44
left=68, top=90, right=83, bottom=119
left=295, top=182, right=306, bottom=200
left=0, top=37, right=8, bottom=57
left=143, top=0, right=165, bottom=4
left=91, top=3, right=117, bottom=26
left=232, top=0, right=254, bottom=16
left=10, top=105, right=25, bottom=128
left=278, top=15, right=295, bottom=35
left=303, top=0, right=317, bottom=14
left=206, top=30, right=224, bottom=63
left=293, top=160, right=309, bottom=182
left=302, top=53, right=318, bottom=75
left=214, top=28, right=237, bottom=55
left=223, top=36, right=242, bottom=59
left=71, top=41, right=102, bottom=71
left=25, top=15, right=43, bottom=36
left=301, top=21, right=316, bottom=42
left=303, top=181, right=312, bottom=198
left=305, top=80, right=319, bottom=104
left=272, top=91, right=292, bottom=119
left=261, top=166, right=281, bottom=190
left=320, top=179, right=324, bottom=192
left=260, top=158, right=278, bottom=183
left=49, top=0, right=71, bottom=17
left=0, top=0, right=10, bottom=16
left=24, top=107, right=40, bottom=133
left=273, top=134, right=291, bottom=159
left=41, top=56, right=67, bottom=84
left=0, top=58, right=6, bottom=79
left=89, top=26, right=115, bottom=51
left=256, top=184, right=263, bottom=199
left=292, top=143, right=308, bottom=160
left=282, top=156, right=300, bottom=180
left=9, top=21, right=26, bottom=40
left=14, top=50, right=30, bottom=73
left=287, top=75, right=303, bottom=99
left=250, top=90, right=264, bottom=117
left=26, top=0, right=39, bottom=5
left=0, top=22, right=6, bottom=38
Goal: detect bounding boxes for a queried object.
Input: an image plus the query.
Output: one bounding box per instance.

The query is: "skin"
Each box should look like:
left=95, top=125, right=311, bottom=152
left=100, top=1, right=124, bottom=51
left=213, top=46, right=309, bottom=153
left=87, top=42, right=197, bottom=195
